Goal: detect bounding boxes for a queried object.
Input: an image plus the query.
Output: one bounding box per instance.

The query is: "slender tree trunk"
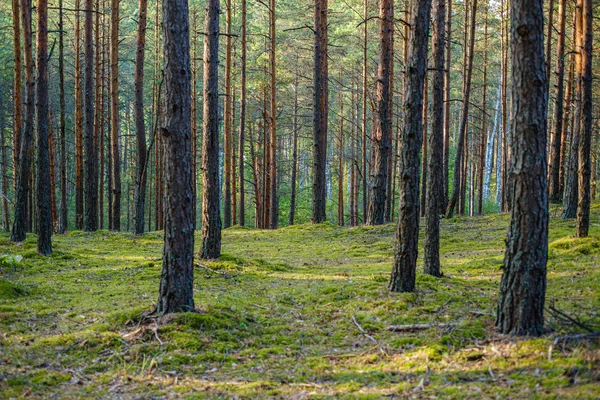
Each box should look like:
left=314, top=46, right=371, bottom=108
left=157, top=0, right=195, bottom=314
left=289, top=73, right=299, bottom=226
left=57, top=0, right=68, bottom=233
left=109, top=0, right=121, bottom=231
left=477, top=8, right=488, bottom=215
left=238, top=0, right=247, bottom=227
left=312, top=0, right=328, bottom=223
left=496, top=0, right=548, bottom=336
left=49, top=117, right=58, bottom=231
left=559, top=35, right=575, bottom=197
left=74, top=0, right=84, bottom=230
left=545, top=0, right=554, bottom=83
left=500, top=0, right=508, bottom=211
left=84, top=0, right=98, bottom=231
left=35, top=0, right=52, bottom=255
left=446, top=0, right=477, bottom=218
left=389, top=0, right=431, bottom=292
left=575, top=0, right=592, bottom=237
left=201, top=0, right=222, bottom=259
left=338, top=84, right=344, bottom=227
left=133, top=0, right=148, bottom=234
left=420, top=76, right=428, bottom=217
left=12, top=0, right=22, bottom=197
left=223, top=0, right=233, bottom=228
left=548, top=0, right=566, bottom=203
left=367, top=0, right=392, bottom=225
left=11, top=0, right=34, bottom=243
left=268, top=0, right=278, bottom=228
left=442, top=0, right=452, bottom=210
left=424, top=0, right=445, bottom=277
left=361, top=0, right=368, bottom=222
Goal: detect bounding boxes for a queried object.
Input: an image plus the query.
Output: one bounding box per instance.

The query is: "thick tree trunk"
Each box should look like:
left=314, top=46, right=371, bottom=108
left=157, top=0, right=195, bottom=314
left=238, top=0, right=247, bottom=227
left=312, top=0, right=328, bottom=224
left=35, top=0, right=52, bottom=255
left=446, top=0, right=477, bottom=218
left=547, top=0, right=566, bottom=203
left=389, top=0, right=431, bottom=292
left=84, top=0, right=98, bottom=231
left=424, top=0, right=445, bottom=277
left=367, top=0, right=392, bottom=225
left=576, top=0, right=592, bottom=237
left=11, top=0, right=34, bottom=243
left=109, top=0, right=121, bottom=231
left=133, top=0, right=148, bottom=235
left=201, top=0, right=222, bottom=259
left=496, top=0, right=548, bottom=336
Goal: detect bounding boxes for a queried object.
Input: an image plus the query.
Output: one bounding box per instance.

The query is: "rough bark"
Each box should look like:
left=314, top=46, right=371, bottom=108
left=12, top=0, right=22, bottom=196
left=157, top=0, right=195, bottom=314
left=133, top=0, right=148, bottom=235
left=312, top=0, right=328, bottom=224
left=389, top=0, right=431, bottom=292
left=496, top=0, right=548, bottom=336
left=200, top=0, right=222, bottom=259
left=424, top=0, right=445, bottom=277
left=35, top=0, right=52, bottom=255
left=109, top=0, right=121, bottom=231
left=84, top=0, right=98, bottom=231
left=11, top=0, right=34, bottom=243
left=367, top=0, right=392, bottom=225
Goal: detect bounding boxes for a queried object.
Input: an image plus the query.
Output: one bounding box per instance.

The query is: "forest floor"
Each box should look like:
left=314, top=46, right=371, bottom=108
left=1, top=205, right=599, bottom=399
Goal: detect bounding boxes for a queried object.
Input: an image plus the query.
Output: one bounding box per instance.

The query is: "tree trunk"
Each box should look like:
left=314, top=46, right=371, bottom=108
left=446, top=0, right=477, bottom=218
left=389, top=0, right=431, bottom=292
left=575, top=0, right=592, bottom=237
left=420, top=76, right=428, bottom=218
left=84, top=0, right=98, bottom=231
left=545, top=0, right=554, bottom=83
left=477, top=8, right=488, bottom=216
left=157, top=0, right=195, bottom=314
left=35, top=0, right=52, bottom=255
left=238, top=0, right=247, bottom=227
left=201, top=0, right=222, bottom=259
left=109, top=0, right=121, bottom=231
left=338, top=83, right=344, bottom=227
left=547, top=0, right=566, bottom=203
left=559, top=33, right=575, bottom=197
left=133, top=0, right=148, bottom=235
left=361, top=0, right=368, bottom=223
left=496, top=0, right=548, bottom=336
left=424, top=0, right=445, bottom=277
left=11, top=0, right=34, bottom=243
left=289, top=74, right=299, bottom=226
left=367, top=0, right=392, bottom=225
left=442, top=0, right=452, bottom=211
left=12, top=0, right=22, bottom=197
left=223, top=0, right=233, bottom=228
left=268, top=0, right=278, bottom=228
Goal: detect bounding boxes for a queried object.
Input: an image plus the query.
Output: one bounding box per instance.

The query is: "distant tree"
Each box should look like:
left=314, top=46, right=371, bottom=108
left=157, top=0, right=195, bottom=313
left=312, top=0, right=328, bottom=224
left=201, top=0, right=222, bottom=259
left=496, top=0, right=548, bottom=336
left=35, top=0, right=52, bottom=255
left=389, top=0, right=432, bottom=292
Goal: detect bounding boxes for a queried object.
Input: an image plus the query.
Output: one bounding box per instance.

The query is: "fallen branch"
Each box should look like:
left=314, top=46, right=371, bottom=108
left=387, top=323, right=455, bottom=332
left=352, top=316, right=377, bottom=343
left=195, top=263, right=240, bottom=279
left=547, top=305, right=597, bottom=333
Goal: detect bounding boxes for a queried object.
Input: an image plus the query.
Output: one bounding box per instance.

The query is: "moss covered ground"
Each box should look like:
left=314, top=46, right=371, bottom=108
left=0, top=204, right=599, bottom=399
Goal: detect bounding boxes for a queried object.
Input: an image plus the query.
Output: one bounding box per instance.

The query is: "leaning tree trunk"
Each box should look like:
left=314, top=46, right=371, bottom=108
left=366, top=0, right=392, bottom=226
left=312, top=0, right=328, bottom=223
left=389, top=0, right=431, bottom=292
left=576, top=0, right=592, bottom=238
left=157, top=0, right=195, bottom=314
left=547, top=0, right=566, bottom=203
left=35, top=0, right=52, bottom=255
left=11, top=0, right=34, bottom=243
left=496, top=0, right=548, bottom=336
left=200, top=0, right=222, bottom=259
left=424, top=0, right=445, bottom=277
left=84, top=0, right=98, bottom=231
left=133, top=0, right=148, bottom=235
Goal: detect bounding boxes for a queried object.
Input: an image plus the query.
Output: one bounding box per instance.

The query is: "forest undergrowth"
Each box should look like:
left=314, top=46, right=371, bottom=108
left=0, top=205, right=599, bottom=398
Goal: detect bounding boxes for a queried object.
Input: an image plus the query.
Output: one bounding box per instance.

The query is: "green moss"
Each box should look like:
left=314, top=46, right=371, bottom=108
left=0, top=278, right=26, bottom=299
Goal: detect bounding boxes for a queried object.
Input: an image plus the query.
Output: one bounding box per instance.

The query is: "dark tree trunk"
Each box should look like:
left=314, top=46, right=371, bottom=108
left=312, top=0, right=328, bottom=223
left=11, top=0, right=34, bottom=243
left=157, top=0, right=195, bottom=314
left=289, top=74, right=299, bottom=226
left=576, top=0, right=592, bottom=237
left=442, top=0, right=452, bottom=211
left=109, top=0, right=121, bottom=231
left=12, top=0, right=22, bottom=197
left=58, top=0, right=67, bottom=233
left=200, top=0, right=222, bottom=259
left=84, top=0, right=98, bottom=231
left=238, top=0, right=247, bottom=227
left=424, top=0, right=445, bottom=277
left=366, top=0, right=392, bottom=226
left=35, top=0, right=52, bottom=255
left=1, top=117, right=9, bottom=231
left=547, top=0, right=566, bottom=203
left=559, top=29, right=575, bottom=197
left=133, top=0, right=148, bottom=235
left=268, top=0, right=278, bottom=229
left=496, top=0, right=548, bottom=336
left=389, top=0, right=431, bottom=292
left=446, top=0, right=477, bottom=218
